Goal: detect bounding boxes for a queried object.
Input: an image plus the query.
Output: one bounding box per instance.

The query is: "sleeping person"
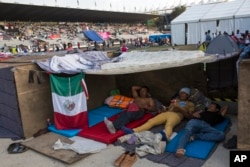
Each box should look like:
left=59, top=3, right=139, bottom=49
left=175, top=102, right=228, bottom=157
left=104, top=85, right=165, bottom=134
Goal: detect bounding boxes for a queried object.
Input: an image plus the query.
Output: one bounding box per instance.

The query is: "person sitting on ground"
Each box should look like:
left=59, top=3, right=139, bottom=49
left=122, top=87, right=195, bottom=142
left=104, top=86, right=164, bottom=134
left=175, top=102, right=228, bottom=157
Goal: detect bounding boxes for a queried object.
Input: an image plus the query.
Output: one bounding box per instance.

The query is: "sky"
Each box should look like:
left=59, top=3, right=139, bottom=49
left=1, top=0, right=231, bottom=13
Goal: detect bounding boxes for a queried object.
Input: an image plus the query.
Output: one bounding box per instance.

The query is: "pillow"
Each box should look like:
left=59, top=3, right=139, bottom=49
left=188, top=88, right=211, bottom=112
left=108, top=95, right=134, bottom=109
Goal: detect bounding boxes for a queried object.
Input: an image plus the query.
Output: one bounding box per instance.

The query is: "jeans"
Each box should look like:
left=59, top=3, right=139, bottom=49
left=113, top=110, right=144, bottom=130
left=176, top=119, right=225, bottom=150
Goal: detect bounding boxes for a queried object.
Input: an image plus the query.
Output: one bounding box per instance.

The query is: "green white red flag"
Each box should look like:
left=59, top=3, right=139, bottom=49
left=50, top=73, right=88, bottom=130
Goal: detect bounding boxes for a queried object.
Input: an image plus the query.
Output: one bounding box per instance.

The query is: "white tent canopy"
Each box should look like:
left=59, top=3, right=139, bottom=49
left=171, top=0, right=250, bottom=45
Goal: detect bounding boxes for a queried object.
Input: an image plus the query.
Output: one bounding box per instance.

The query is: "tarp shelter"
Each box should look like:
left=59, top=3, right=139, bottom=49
left=83, top=30, right=103, bottom=42
left=171, top=0, right=250, bottom=45
left=0, top=50, right=239, bottom=140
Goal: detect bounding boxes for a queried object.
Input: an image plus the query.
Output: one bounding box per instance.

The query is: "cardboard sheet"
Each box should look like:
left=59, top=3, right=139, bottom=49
left=22, top=132, right=90, bottom=164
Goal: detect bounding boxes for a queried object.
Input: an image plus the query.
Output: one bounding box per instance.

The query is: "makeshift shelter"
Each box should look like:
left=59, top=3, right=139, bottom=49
left=0, top=49, right=246, bottom=165
left=0, top=50, right=237, bottom=139
left=83, top=30, right=103, bottom=42
left=0, top=51, right=201, bottom=138
left=171, top=0, right=250, bottom=45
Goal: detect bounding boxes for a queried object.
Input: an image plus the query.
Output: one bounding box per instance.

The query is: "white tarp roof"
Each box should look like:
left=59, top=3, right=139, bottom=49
left=171, top=0, right=250, bottom=45
left=171, top=3, right=215, bottom=24
left=235, top=0, right=250, bottom=18
left=172, top=0, right=250, bottom=24
left=200, top=0, right=245, bottom=21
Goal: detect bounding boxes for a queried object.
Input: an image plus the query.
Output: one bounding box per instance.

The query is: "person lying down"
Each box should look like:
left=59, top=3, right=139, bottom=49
left=104, top=85, right=165, bottom=134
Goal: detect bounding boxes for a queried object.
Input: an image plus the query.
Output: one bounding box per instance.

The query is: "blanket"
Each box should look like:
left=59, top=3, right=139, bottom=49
left=36, top=51, right=122, bottom=74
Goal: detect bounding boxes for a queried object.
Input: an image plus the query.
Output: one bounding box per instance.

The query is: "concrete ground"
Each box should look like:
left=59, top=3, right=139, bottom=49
left=0, top=113, right=237, bottom=167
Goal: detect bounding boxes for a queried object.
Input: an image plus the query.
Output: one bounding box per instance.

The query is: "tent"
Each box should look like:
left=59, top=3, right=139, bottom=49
left=205, top=34, right=240, bottom=57
left=204, top=34, right=240, bottom=90
left=171, top=0, right=250, bottom=45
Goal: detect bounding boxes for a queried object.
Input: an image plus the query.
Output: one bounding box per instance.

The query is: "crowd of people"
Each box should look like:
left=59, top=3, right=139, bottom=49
left=198, top=29, right=250, bottom=50
left=0, top=21, right=162, bottom=55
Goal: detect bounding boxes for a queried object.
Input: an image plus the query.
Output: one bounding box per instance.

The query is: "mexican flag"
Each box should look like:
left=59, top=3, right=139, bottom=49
left=50, top=73, right=89, bottom=130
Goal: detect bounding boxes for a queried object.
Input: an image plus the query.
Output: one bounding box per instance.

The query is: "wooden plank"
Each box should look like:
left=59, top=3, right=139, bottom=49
left=22, top=132, right=90, bottom=164
left=238, top=59, right=250, bottom=150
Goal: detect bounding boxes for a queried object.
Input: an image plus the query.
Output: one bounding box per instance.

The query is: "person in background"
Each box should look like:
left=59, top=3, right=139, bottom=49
left=121, top=42, right=128, bottom=52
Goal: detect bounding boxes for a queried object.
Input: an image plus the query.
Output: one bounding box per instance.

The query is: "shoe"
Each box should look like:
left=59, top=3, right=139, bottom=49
left=223, top=135, right=237, bottom=149
left=120, top=152, right=137, bottom=167
left=104, top=117, right=116, bottom=134
left=114, top=151, right=130, bottom=167
left=7, top=143, right=29, bottom=154
left=117, top=134, right=133, bottom=143
left=175, top=149, right=186, bottom=157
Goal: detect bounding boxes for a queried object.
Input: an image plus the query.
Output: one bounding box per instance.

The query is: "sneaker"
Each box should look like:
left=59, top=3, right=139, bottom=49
left=120, top=152, right=137, bottom=167
left=114, top=151, right=130, bottom=167
left=223, top=135, right=237, bottom=149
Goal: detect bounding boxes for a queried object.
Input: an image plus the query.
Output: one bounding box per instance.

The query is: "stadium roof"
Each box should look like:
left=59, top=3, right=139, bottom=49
left=0, top=3, right=161, bottom=23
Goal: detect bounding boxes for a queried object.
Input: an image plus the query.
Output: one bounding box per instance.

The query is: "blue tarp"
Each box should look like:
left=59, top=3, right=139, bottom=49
left=83, top=30, right=103, bottom=42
